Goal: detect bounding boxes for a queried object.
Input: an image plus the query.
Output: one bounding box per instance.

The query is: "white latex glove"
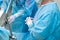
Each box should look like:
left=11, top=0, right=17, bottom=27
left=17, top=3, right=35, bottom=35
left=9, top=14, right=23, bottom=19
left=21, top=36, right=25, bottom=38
left=8, top=15, right=16, bottom=24
left=25, top=17, right=33, bottom=26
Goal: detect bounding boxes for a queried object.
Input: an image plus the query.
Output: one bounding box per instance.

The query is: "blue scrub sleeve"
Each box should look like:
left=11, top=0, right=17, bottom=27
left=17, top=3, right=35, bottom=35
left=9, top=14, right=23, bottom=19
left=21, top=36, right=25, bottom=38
left=16, top=1, right=35, bottom=18
left=25, top=1, right=35, bottom=16
left=0, top=27, right=10, bottom=40
left=28, top=10, right=57, bottom=40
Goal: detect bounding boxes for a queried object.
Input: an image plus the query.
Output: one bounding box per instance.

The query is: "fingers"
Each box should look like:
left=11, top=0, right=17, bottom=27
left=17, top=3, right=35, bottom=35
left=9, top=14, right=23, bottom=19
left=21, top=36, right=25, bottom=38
left=8, top=16, right=15, bottom=24
left=26, top=17, right=33, bottom=20
left=25, top=17, right=32, bottom=25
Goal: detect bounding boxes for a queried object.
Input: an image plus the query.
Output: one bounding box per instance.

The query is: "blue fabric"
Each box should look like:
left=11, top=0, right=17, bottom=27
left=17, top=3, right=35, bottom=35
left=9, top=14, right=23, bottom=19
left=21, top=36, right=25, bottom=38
left=27, top=2, right=60, bottom=40
left=10, top=2, right=60, bottom=40
left=30, top=1, right=38, bottom=18
left=0, top=0, right=10, bottom=13
left=0, top=0, right=3, bottom=7
left=0, top=0, right=10, bottom=40
left=0, top=27, right=9, bottom=40
left=11, top=0, right=37, bottom=33
left=0, top=1, right=60, bottom=40
left=0, top=0, right=37, bottom=40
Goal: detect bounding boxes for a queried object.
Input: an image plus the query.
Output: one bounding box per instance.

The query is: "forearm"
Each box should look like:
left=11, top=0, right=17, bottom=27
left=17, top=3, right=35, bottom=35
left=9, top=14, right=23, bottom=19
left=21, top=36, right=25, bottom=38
left=13, top=10, right=25, bottom=18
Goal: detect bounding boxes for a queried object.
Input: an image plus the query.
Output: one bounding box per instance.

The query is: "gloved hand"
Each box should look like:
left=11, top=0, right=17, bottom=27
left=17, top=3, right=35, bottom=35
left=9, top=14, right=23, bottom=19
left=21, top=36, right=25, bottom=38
left=8, top=15, right=16, bottom=24
left=25, top=17, right=33, bottom=26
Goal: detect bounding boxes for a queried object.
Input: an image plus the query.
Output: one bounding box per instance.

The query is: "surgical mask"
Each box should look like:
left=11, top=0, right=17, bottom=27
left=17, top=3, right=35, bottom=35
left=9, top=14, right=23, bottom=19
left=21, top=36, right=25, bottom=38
left=35, top=0, right=42, bottom=8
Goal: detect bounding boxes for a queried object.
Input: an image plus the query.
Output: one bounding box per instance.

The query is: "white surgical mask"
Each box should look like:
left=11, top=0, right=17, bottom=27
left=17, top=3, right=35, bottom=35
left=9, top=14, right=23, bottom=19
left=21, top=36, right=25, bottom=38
left=35, top=0, right=42, bottom=8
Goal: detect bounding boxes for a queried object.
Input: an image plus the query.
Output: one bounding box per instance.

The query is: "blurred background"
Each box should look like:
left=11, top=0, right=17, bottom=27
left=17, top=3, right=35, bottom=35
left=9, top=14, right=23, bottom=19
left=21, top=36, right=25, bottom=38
left=55, top=0, right=60, bottom=10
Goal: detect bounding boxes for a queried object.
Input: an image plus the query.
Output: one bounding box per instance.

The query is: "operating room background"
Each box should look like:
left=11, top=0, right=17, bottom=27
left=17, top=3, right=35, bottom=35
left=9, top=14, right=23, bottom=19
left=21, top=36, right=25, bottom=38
left=55, top=0, right=60, bottom=10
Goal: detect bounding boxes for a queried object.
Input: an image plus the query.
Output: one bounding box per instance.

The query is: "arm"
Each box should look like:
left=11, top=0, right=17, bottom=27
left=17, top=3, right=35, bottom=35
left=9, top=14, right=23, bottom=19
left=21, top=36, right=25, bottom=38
left=28, top=10, right=57, bottom=40
left=13, top=0, right=35, bottom=18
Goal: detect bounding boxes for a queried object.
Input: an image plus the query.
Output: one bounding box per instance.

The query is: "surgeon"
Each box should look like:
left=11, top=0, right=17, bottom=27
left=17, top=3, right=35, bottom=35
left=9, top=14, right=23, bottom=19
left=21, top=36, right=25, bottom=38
left=25, top=0, right=60, bottom=40
left=0, top=0, right=37, bottom=40
left=8, top=0, right=37, bottom=32
left=8, top=0, right=37, bottom=40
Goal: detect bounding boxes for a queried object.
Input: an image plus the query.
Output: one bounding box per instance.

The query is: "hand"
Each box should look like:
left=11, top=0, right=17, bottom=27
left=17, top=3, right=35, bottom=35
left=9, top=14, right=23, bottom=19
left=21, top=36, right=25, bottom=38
left=8, top=15, right=16, bottom=24
left=25, top=17, right=33, bottom=26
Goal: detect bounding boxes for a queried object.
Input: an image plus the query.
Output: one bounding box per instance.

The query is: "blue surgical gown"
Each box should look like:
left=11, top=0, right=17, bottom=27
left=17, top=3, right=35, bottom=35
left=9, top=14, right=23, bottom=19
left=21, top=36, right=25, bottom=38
left=0, top=0, right=37, bottom=40
left=0, top=0, right=3, bottom=7
left=11, top=0, right=37, bottom=40
left=12, top=2, right=60, bottom=40
left=11, top=2, right=60, bottom=40
left=1, top=1, right=60, bottom=40
left=26, top=2, right=60, bottom=40
left=0, top=2, right=60, bottom=40
left=0, top=27, right=9, bottom=40
left=11, top=0, right=37, bottom=33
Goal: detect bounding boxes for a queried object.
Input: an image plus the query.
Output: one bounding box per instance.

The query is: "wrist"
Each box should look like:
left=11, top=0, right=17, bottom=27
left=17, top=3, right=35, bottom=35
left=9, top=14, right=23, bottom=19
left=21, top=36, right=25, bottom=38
left=14, top=14, right=19, bottom=18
